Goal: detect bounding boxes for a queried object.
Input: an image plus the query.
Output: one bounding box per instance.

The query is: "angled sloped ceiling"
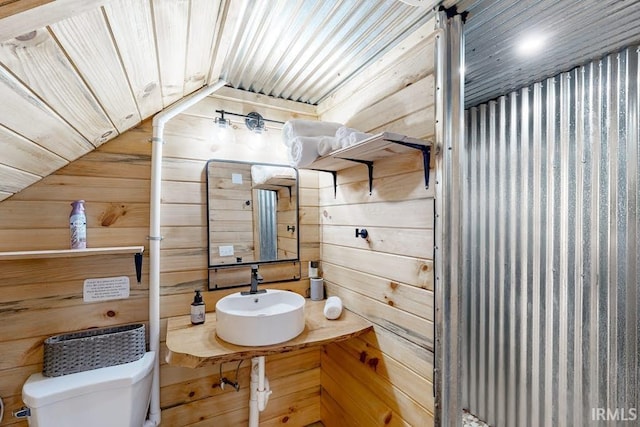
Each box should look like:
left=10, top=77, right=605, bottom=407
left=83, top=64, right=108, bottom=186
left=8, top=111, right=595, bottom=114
left=0, top=0, right=435, bottom=201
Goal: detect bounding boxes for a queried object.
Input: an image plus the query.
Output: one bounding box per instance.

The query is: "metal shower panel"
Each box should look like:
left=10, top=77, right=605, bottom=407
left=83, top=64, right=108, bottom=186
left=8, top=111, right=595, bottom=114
left=462, top=45, right=639, bottom=427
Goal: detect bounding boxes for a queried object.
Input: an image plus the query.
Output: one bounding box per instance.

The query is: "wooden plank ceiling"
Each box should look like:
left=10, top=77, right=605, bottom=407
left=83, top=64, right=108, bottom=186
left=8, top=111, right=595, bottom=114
left=0, top=0, right=435, bottom=201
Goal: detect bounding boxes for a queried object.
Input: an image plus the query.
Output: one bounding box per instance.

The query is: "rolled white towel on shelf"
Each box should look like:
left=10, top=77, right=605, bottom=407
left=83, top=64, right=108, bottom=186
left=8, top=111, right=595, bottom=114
left=330, top=136, right=342, bottom=151
left=335, top=126, right=358, bottom=139
left=347, top=131, right=374, bottom=146
left=323, top=296, right=343, bottom=320
left=317, top=136, right=338, bottom=156
left=282, top=120, right=342, bottom=147
left=336, top=126, right=355, bottom=148
left=335, top=126, right=370, bottom=148
left=288, top=136, right=323, bottom=168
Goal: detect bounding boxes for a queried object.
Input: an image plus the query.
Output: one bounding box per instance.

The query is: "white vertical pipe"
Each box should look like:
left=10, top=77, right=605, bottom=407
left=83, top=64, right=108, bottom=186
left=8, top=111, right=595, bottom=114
left=145, top=80, right=226, bottom=427
left=257, top=356, right=265, bottom=396
left=249, top=356, right=271, bottom=426
left=249, top=357, right=260, bottom=427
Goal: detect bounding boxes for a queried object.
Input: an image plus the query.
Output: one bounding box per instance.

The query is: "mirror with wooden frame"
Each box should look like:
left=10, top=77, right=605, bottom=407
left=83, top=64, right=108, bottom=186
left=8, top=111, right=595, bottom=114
left=206, top=160, right=300, bottom=290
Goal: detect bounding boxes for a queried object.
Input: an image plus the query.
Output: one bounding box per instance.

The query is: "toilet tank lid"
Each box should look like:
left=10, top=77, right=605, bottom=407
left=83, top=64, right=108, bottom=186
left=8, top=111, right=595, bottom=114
left=23, top=351, right=155, bottom=408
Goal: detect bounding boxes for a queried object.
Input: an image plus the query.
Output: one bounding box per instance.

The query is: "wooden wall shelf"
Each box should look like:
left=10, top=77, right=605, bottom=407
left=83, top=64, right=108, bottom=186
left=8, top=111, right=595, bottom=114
left=165, top=299, right=373, bottom=368
left=0, top=245, right=144, bottom=260
left=0, top=246, right=145, bottom=282
left=304, top=131, right=432, bottom=195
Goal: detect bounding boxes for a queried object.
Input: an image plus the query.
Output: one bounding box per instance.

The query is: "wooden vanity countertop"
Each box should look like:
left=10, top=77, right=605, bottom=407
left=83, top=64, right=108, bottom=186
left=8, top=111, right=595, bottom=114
left=165, top=299, right=373, bottom=368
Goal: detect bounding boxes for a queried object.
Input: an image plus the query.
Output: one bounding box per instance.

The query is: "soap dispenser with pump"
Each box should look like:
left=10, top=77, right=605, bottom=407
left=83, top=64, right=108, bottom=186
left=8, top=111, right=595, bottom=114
left=191, top=290, right=205, bottom=325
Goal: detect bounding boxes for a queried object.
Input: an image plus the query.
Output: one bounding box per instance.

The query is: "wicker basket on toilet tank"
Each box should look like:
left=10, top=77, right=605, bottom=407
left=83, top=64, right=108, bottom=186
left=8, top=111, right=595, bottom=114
left=43, top=323, right=146, bottom=377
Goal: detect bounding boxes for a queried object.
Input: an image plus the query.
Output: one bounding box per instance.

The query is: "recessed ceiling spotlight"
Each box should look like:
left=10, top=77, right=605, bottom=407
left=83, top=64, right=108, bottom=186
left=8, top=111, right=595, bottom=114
left=517, top=34, right=545, bottom=56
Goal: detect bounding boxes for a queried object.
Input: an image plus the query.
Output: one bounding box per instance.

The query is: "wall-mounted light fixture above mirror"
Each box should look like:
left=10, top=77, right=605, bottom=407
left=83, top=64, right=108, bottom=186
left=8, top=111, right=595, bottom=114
left=206, top=159, right=300, bottom=290
left=214, top=109, right=283, bottom=134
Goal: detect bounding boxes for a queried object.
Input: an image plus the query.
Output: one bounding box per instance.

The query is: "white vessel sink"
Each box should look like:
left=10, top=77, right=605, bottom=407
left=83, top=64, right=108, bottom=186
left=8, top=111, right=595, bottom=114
left=215, top=289, right=306, bottom=346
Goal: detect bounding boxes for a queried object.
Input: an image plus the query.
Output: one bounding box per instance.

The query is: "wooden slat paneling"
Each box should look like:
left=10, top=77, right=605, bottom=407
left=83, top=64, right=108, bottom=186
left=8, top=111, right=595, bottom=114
left=325, top=281, right=433, bottom=350
left=0, top=0, right=53, bottom=20
left=322, top=263, right=434, bottom=319
left=0, top=294, right=148, bottom=339
left=322, top=224, right=434, bottom=259
left=322, top=352, right=412, bottom=427
left=322, top=244, right=433, bottom=291
left=152, top=0, right=189, bottom=106
left=0, top=163, right=40, bottom=193
left=346, top=74, right=435, bottom=133
left=161, top=353, right=320, bottom=426
left=0, top=0, right=110, bottom=41
left=50, top=8, right=141, bottom=133
left=0, top=255, right=147, bottom=286
left=0, top=67, right=92, bottom=160
left=0, top=29, right=117, bottom=146
left=260, top=386, right=320, bottom=427
left=317, top=18, right=436, bottom=123
left=207, top=0, right=246, bottom=85
left=103, top=0, right=163, bottom=118
left=184, top=0, right=219, bottom=94
left=8, top=175, right=149, bottom=202
left=317, top=19, right=437, bottom=427
left=160, top=226, right=207, bottom=250
left=324, top=342, right=433, bottom=425
left=0, top=124, right=67, bottom=176
left=56, top=152, right=151, bottom=180
left=0, top=227, right=148, bottom=252
left=370, top=104, right=436, bottom=141
left=0, top=200, right=149, bottom=229
left=160, top=347, right=320, bottom=407
left=335, top=337, right=433, bottom=411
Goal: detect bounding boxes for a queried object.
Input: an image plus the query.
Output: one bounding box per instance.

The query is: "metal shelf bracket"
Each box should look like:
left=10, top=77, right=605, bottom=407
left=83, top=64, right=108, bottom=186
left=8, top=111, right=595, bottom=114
left=134, top=252, right=143, bottom=283
left=311, top=169, right=338, bottom=198
left=386, top=139, right=432, bottom=188
left=339, top=158, right=374, bottom=194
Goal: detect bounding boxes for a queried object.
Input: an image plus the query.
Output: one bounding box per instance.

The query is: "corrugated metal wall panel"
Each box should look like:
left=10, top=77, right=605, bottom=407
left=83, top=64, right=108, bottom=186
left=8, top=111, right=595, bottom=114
left=219, top=0, right=434, bottom=104
left=462, top=0, right=640, bottom=108
left=257, top=189, right=277, bottom=260
left=462, top=45, right=640, bottom=426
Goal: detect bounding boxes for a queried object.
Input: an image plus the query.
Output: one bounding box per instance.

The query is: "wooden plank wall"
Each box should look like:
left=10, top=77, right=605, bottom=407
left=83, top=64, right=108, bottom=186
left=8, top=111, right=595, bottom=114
left=316, top=18, right=437, bottom=427
left=158, top=88, right=320, bottom=426
left=0, top=121, right=152, bottom=427
left=0, top=87, right=322, bottom=426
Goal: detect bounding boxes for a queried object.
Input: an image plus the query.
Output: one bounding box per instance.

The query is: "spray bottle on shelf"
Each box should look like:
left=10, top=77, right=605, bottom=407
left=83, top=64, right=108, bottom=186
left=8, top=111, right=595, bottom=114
left=191, top=290, right=205, bottom=325
left=69, top=200, right=87, bottom=249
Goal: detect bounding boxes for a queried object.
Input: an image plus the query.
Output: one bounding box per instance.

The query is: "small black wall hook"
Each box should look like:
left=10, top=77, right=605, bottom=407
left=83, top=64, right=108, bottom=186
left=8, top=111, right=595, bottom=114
left=287, top=225, right=296, bottom=232
left=355, top=228, right=368, bottom=239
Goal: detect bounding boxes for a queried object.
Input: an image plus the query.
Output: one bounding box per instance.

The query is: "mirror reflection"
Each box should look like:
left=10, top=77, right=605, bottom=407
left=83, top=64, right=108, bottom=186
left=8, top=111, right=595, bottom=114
left=206, top=160, right=299, bottom=267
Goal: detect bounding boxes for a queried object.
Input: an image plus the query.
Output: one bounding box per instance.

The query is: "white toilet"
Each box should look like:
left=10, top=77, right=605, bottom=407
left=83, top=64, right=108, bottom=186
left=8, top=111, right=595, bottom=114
left=22, top=351, right=155, bottom=427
